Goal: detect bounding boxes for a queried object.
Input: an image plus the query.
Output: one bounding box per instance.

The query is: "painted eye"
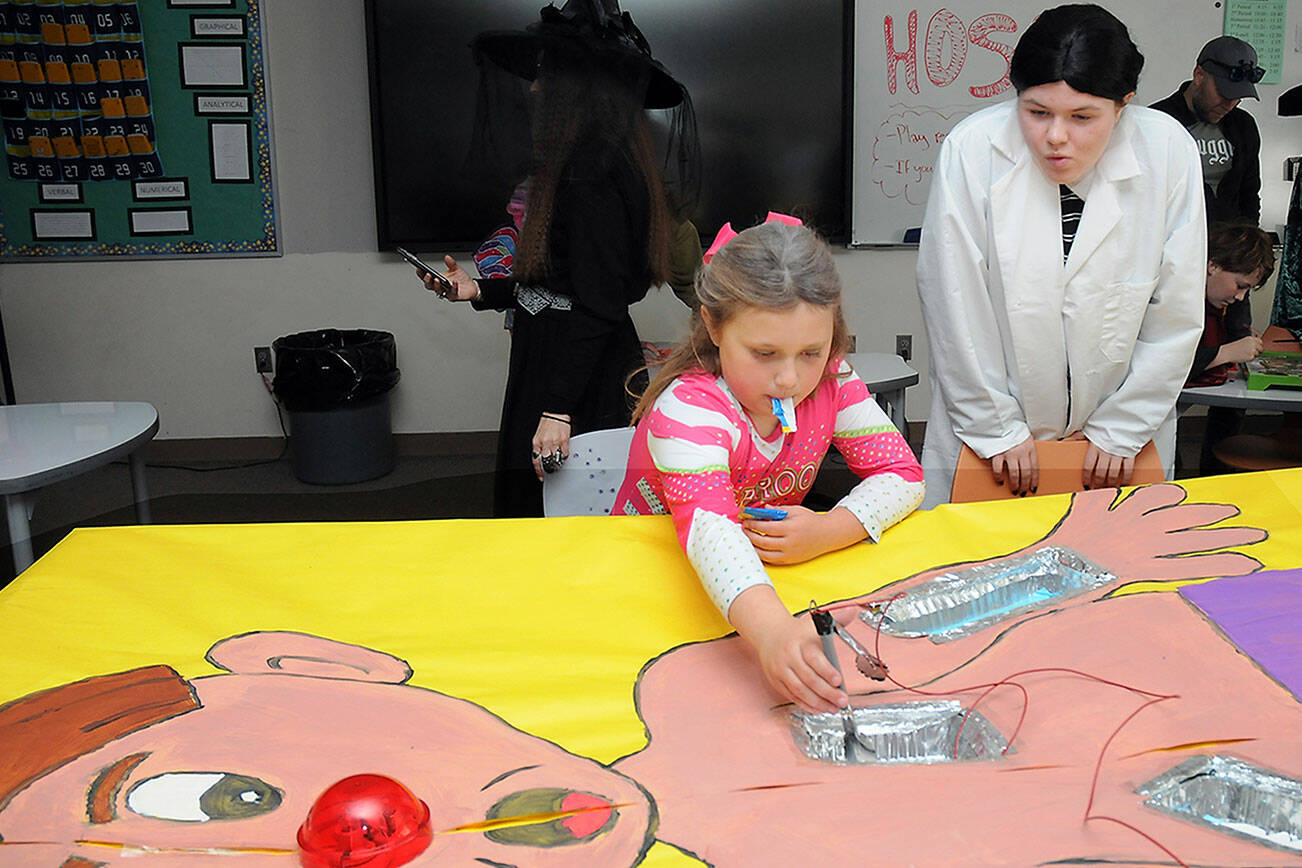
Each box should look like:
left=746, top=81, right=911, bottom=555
left=126, top=772, right=283, bottom=822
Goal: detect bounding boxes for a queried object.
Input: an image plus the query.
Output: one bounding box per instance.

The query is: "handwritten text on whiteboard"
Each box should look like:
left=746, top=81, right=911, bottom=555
left=883, top=9, right=1018, bottom=98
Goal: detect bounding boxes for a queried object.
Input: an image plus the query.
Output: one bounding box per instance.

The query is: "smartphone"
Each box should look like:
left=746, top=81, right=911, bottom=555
left=395, top=246, right=454, bottom=292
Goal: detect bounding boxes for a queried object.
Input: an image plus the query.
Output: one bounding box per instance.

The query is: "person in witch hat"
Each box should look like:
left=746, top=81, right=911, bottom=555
left=421, top=0, right=699, bottom=518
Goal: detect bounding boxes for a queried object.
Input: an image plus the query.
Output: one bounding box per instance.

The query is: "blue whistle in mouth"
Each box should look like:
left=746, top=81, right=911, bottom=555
left=771, top=397, right=796, bottom=433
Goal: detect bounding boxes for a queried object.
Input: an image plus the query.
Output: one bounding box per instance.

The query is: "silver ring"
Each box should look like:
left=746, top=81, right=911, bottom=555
left=540, top=453, right=561, bottom=474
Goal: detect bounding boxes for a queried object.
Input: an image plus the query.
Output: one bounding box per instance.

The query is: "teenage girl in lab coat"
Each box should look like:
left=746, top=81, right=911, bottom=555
left=917, top=3, right=1206, bottom=507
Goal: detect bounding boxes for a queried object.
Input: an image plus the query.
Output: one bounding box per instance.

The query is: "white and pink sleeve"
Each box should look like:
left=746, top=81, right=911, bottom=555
left=645, top=380, right=772, bottom=616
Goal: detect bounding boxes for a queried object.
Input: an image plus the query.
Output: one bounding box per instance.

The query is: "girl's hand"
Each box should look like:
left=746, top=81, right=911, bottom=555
left=989, top=435, right=1039, bottom=495
left=531, top=413, right=571, bottom=481
left=728, top=585, right=846, bottom=713
left=743, top=505, right=867, bottom=564
left=1081, top=440, right=1133, bottom=490
left=422, top=255, right=480, bottom=302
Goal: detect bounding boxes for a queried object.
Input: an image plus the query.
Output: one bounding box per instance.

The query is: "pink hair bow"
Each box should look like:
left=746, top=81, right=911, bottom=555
left=701, top=211, right=803, bottom=264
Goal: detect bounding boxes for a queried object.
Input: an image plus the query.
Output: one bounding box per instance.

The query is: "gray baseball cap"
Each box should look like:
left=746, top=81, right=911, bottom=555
left=1197, top=36, right=1262, bottom=100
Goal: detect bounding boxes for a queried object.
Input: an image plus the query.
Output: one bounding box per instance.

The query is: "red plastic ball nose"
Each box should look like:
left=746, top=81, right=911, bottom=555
left=297, top=774, right=433, bottom=868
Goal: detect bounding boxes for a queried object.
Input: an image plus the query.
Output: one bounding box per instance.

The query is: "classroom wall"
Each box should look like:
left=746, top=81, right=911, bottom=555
left=0, top=1, right=1296, bottom=440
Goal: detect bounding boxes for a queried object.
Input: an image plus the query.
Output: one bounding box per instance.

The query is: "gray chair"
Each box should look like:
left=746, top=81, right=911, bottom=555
left=542, top=427, right=635, bottom=517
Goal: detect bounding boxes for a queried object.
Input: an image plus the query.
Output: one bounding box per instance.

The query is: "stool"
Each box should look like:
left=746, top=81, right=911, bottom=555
left=1213, top=433, right=1302, bottom=471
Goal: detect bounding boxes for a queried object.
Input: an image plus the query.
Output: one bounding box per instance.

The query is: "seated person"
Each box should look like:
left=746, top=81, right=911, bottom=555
left=1186, top=222, right=1274, bottom=473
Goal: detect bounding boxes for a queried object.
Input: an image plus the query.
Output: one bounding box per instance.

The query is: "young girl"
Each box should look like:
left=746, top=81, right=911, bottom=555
left=612, top=216, right=925, bottom=713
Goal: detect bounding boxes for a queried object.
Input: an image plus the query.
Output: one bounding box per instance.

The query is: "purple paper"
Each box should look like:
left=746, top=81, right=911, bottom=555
left=1181, top=569, right=1302, bottom=702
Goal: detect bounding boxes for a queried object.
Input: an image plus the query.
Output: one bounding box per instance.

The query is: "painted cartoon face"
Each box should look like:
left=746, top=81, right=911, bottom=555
left=705, top=301, right=835, bottom=437
left=0, top=633, right=655, bottom=867
left=1017, top=80, right=1129, bottom=186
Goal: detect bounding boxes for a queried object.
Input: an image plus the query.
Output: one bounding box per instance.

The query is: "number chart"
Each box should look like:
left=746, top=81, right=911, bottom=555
left=0, top=0, right=276, bottom=258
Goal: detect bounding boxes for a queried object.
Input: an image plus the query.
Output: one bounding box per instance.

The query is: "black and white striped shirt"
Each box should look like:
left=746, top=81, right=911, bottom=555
left=1060, top=184, right=1084, bottom=263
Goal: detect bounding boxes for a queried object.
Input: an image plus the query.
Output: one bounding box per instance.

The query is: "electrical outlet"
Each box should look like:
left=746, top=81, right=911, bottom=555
left=895, top=334, right=912, bottom=361
left=846, top=334, right=857, bottom=353
left=254, top=346, right=273, bottom=373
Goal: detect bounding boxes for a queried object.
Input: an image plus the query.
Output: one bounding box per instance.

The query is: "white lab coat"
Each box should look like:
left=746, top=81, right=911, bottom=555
left=917, top=101, right=1206, bottom=508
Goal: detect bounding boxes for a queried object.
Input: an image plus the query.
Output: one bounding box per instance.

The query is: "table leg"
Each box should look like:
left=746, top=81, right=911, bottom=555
left=129, top=449, right=152, bottom=524
left=4, top=492, right=34, bottom=574
left=879, top=388, right=907, bottom=435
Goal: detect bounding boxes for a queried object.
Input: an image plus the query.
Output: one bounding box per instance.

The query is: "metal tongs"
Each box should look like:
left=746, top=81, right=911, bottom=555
left=810, top=603, right=864, bottom=763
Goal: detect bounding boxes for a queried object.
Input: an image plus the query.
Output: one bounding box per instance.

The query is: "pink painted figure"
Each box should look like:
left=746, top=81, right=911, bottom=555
left=619, top=485, right=1296, bottom=866
left=0, top=632, right=655, bottom=867
left=1, top=485, right=1297, bottom=867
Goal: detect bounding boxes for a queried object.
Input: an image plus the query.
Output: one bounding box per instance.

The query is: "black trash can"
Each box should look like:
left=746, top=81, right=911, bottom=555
left=272, top=329, right=401, bottom=484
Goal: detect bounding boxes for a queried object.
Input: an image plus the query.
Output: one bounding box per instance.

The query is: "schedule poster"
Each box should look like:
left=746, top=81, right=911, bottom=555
left=1224, top=0, right=1286, bottom=86
left=0, top=0, right=277, bottom=259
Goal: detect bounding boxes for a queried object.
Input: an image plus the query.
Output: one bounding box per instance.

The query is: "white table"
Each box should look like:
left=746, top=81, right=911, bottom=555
left=847, top=352, right=919, bottom=432
left=0, top=402, right=158, bottom=574
left=1178, top=376, right=1302, bottom=413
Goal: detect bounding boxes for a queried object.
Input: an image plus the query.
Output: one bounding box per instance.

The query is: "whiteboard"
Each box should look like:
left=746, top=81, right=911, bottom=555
left=851, top=1, right=1225, bottom=245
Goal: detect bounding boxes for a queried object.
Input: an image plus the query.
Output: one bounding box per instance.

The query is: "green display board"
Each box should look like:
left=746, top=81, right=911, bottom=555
left=0, top=0, right=276, bottom=259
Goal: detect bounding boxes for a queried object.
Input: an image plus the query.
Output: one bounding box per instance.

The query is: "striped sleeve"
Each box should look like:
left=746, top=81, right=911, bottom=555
left=646, top=379, right=772, bottom=616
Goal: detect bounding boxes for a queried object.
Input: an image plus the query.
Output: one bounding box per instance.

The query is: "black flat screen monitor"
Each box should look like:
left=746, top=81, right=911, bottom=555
left=364, top=0, right=849, bottom=250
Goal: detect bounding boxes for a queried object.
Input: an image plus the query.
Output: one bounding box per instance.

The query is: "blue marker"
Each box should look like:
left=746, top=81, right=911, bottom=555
left=741, top=506, right=788, bottom=520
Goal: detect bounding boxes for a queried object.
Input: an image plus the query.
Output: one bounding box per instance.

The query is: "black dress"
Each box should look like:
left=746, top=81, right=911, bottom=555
left=472, top=142, right=653, bottom=516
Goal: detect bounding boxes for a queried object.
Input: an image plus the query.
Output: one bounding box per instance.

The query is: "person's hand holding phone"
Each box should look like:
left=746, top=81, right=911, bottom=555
left=397, top=247, right=479, bottom=301
left=422, top=255, right=480, bottom=302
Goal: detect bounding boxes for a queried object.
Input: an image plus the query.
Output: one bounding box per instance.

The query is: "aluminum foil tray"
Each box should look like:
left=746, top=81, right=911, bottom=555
left=864, top=546, right=1115, bottom=643
left=790, top=699, right=1010, bottom=765
left=1137, top=755, right=1302, bottom=854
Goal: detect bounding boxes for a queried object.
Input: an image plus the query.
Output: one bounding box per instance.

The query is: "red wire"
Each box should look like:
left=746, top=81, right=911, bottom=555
left=819, top=592, right=1189, bottom=866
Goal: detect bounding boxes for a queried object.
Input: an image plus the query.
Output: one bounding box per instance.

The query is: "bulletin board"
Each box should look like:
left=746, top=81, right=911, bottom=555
left=0, top=0, right=277, bottom=259
left=851, top=1, right=1223, bottom=245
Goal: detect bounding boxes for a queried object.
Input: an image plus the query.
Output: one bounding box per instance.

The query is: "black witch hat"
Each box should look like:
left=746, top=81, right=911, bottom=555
left=471, top=0, right=685, bottom=109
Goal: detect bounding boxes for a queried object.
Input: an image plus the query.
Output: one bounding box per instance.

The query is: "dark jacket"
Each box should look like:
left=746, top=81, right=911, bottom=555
left=1187, top=297, right=1253, bottom=384
left=1151, top=84, right=1261, bottom=225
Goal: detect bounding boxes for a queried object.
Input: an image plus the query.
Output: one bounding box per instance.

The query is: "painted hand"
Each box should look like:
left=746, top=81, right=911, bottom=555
left=1044, top=483, right=1265, bottom=583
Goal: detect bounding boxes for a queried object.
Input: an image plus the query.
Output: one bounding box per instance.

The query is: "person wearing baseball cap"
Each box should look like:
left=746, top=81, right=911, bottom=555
left=1151, top=35, right=1264, bottom=225
left=1152, top=36, right=1265, bottom=474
